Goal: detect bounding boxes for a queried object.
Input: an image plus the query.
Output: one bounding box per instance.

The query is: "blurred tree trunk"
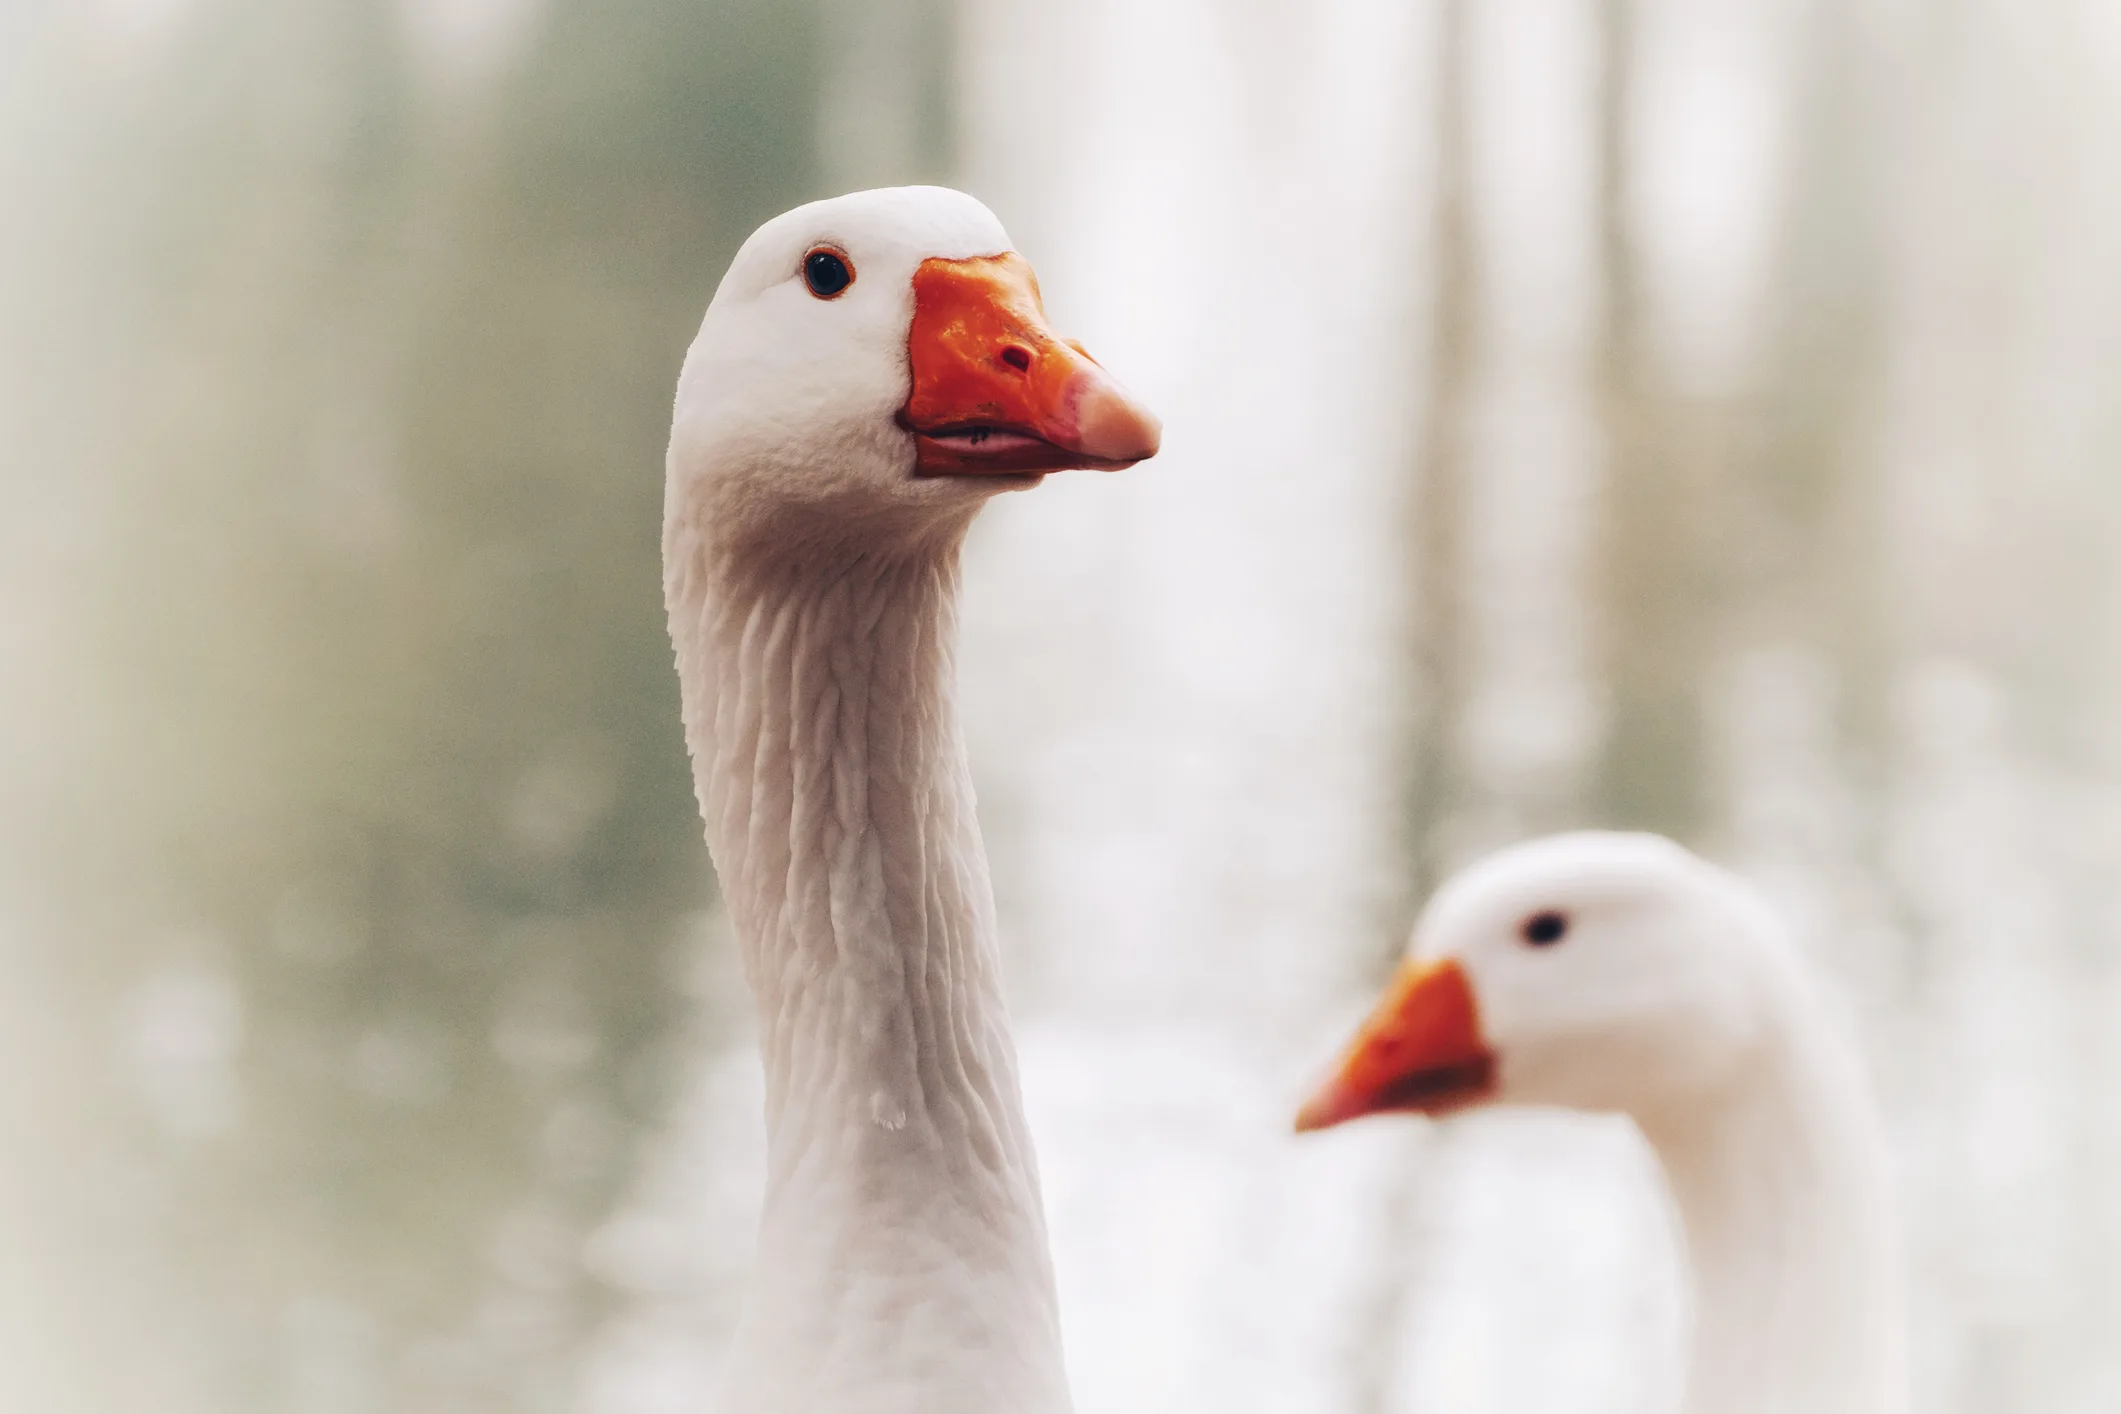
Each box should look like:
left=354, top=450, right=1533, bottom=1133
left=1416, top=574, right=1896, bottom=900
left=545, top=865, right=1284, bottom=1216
left=1402, top=0, right=1477, bottom=914
left=1588, top=0, right=1716, bottom=839
left=818, top=0, right=955, bottom=192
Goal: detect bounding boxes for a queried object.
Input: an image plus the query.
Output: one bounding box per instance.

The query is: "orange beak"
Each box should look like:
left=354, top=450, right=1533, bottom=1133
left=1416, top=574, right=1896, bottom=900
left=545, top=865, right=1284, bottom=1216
left=901, top=252, right=1161, bottom=476
left=1294, top=957, right=1497, bottom=1134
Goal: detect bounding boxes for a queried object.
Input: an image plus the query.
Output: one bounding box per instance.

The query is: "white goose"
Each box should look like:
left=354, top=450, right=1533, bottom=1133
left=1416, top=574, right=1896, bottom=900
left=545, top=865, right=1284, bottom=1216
left=663, top=186, right=1158, bottom=1414
left=1297, top=832, right=1908, bottom=1414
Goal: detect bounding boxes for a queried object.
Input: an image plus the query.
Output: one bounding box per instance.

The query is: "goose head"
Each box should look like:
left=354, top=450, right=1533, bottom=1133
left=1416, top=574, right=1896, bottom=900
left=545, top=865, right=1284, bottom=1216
left=1296, top=833, right=1787, bottom=1133
left=667, top=185, right=1160, bottom=552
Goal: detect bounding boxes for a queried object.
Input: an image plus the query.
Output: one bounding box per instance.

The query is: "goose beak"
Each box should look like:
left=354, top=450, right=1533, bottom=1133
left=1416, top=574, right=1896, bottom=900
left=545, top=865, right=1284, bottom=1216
left=902, top=252, right=1161, bottom=476
left=1294, top=957, right=1497, bottom=1133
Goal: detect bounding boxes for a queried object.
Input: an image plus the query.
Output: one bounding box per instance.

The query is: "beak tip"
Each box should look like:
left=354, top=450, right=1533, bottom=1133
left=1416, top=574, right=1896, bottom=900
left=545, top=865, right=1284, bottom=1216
left=1073, top=376, right=1162, bottom=467
left=1292, top=1090, right=1349, bottom=1136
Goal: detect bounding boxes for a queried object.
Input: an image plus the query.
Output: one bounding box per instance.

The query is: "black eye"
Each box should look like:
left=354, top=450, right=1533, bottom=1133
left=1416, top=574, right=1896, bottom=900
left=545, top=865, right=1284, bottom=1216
left=803, top=249, right=853, bottom=299
left=1521, top=910, right=1569, bottom=947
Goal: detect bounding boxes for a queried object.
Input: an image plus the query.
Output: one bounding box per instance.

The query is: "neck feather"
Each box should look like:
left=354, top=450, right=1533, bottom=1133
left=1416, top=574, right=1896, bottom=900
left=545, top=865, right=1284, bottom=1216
left=1639, top=1016, right=1907, bottom=1414
left=667, top=519, right=1069, bottom=1414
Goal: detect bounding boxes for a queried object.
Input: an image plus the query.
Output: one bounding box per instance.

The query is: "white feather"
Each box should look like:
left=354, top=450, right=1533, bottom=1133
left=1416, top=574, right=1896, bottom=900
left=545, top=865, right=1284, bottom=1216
left=664, top=187, right=1071, bottom=1414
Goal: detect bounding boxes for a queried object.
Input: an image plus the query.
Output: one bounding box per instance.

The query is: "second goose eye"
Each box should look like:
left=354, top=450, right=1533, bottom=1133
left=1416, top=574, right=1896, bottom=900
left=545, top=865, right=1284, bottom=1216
left=1521, top=910, right=1569, bottom=946
left=803, top=249, right=853, bottom=299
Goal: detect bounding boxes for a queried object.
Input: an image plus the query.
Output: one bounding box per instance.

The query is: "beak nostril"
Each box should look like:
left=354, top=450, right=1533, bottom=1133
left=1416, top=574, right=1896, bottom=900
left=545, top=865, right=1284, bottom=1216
left=999, top=345, right=1032, bottom=373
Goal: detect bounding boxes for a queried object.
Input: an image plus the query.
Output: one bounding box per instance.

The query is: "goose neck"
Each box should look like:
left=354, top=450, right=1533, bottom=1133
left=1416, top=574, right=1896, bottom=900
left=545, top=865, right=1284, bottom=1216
left=668, top=527, right=1069, bottom=1414
left=1639, top=1026, right=1906, bottom=1414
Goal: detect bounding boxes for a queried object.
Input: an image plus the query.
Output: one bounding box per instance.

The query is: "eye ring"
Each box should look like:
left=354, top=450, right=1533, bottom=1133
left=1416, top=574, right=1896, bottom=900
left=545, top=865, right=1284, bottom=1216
left=1521, top=910, right=1569, bottom=947
left=803, top=248, right=854, bottom=299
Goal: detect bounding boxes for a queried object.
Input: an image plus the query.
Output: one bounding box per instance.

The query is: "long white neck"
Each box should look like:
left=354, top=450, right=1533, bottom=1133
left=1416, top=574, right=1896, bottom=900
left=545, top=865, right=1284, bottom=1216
left=667, top=518, right=1070, bottom=1414
left=1638, top=1009, right=1907, bottom=1414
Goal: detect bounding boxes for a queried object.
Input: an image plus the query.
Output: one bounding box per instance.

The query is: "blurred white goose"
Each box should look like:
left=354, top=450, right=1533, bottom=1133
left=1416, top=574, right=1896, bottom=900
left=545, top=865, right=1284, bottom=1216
left=1297, top=832, right=1907, bottom=1414
left=664, top=186, right=1158, bottom=1414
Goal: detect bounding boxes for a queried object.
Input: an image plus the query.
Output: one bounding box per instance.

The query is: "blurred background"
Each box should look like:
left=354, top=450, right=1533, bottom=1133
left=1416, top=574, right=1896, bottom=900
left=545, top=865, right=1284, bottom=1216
left=3, top=0, right=2119, bottom=1410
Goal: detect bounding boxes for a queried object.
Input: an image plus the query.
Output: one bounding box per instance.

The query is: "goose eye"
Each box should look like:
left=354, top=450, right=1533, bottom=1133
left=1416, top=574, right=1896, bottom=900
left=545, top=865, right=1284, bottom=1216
left=803, top=249, right=853, bottom=299
left=1521, top=910, right=1569, bottom=947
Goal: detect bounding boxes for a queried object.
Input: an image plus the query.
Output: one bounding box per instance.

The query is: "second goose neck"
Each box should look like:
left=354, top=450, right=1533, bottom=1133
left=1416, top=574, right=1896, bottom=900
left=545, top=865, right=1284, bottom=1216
left=1640, top=1025, right=1907, bottom=1414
